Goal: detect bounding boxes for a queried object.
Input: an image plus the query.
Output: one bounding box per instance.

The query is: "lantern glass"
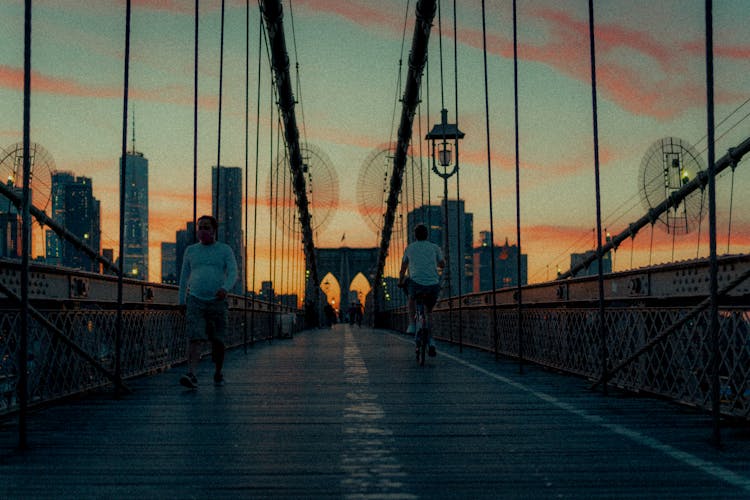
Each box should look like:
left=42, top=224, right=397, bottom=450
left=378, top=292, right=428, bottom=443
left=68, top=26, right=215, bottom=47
left=438, top=144, right=452, bottom=167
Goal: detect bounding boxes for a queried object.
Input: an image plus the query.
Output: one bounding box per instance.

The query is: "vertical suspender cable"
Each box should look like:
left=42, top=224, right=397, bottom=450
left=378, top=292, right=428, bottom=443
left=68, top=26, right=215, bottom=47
left=116, top=0, right=132, bottom=401
left=704, top=0, right=721, bottom=447
left=417, top=105, right=425, bottom=220
left=272, top=127, right=279, bottom=299
left=18, top=0, right=32, bottom=450
left=243, top=0, right=250, bottom=351
left=425, top=58, right=431, bottom=230
left=587, top=0, right=608, bottom=393
left=250, top=16, right=263, bottom=346
left=266, top=110, right=281, bottom=340
left=452, top=0, right=463, bottom=352
left=726, top=166, right=735, bottom=253
left=192, top=0, right=199, bottom=239
left=480, top=0, right=499, bottom=360
left=512, top=0, right=524, bottom=372
left=215, top=0, right=226, bottom=238
left=436, top=0, right=454, bottom=342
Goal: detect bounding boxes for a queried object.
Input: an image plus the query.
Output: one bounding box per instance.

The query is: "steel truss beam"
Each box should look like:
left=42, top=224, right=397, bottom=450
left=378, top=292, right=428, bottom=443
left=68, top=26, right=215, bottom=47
left=373, top=0, right=437, bottom=309
left=559, top=135, right=750, bottom=280
left=260, top=0, right=319, bottom=292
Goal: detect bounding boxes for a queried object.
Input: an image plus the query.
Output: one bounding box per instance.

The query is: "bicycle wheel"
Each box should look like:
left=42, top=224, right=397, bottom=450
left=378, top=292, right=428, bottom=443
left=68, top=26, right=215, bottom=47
left=418, top=329, right=427, bottom=366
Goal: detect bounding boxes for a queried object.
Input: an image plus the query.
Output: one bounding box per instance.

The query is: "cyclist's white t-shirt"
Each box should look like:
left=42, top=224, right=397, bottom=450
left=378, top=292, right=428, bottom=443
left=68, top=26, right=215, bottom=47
left=402, top=240, right=443, bottom=286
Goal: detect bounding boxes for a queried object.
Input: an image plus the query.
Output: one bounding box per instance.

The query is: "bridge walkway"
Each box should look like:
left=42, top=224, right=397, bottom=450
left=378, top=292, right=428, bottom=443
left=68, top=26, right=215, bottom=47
left=1, top=325, right=749, bottom=498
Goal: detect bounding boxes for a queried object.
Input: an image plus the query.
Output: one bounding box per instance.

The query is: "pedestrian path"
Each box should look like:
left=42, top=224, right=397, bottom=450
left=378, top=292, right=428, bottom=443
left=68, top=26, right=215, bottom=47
left=1, top=325, right=749, bottom=498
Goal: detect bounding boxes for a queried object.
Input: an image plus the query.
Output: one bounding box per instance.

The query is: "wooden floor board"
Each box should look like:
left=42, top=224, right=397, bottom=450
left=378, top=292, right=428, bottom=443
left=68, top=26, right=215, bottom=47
left=1, top=325, right=749, bottom=498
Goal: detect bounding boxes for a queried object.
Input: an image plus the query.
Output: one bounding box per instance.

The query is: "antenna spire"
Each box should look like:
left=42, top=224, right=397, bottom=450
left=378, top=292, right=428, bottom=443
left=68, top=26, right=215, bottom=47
left=131, top=107, right=136, bottom=154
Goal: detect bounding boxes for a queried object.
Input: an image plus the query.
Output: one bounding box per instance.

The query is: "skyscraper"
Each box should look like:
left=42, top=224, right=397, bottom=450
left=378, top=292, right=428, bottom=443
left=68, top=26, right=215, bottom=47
left=46, top=172, right=101, bottom=272
left=570, top=250, right=612, bottom=277
left=175, top=221, right=195, bottom=282
left=0, top=177, right=22, bottom=259
left=473, top=232, right=528, bottom=292
left=161, top=242, right=177, bottom=284
left=121, top=151, right=149, bottom=280
left=63, top=176, right=100, bottom=272
left=46, top=170, right=75, bottom=266
left=407, top=200, right=473, bottom=297
left=212, top=166, right=244, bottom=295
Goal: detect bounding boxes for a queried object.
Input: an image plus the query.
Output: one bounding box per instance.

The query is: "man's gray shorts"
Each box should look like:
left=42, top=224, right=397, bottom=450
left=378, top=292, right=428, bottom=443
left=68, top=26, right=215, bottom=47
left=185, top=295, right=228, bottom=343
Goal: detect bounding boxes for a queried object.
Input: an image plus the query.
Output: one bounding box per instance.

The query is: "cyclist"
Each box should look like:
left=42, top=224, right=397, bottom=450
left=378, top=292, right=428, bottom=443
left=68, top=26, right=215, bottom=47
left=398, top=223, right=445, bottom=357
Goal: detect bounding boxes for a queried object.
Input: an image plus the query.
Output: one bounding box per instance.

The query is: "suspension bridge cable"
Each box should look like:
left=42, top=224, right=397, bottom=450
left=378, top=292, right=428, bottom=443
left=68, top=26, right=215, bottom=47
left=425, top=51, right=431, bottom=231
left=435, top=0, right=455, bottom=342
left=388, top=0, right=411, bottom=149
left=480, top=0, right=499, bottom=359
left=704, top=0, right=721, bottom=446
left=512, top=0, right=524, bottom=369
left=243, top=0, right=250, bottom=351
left=694, top=96, right=750, bottom=150
left=273, top=122, right=280, bottom=299
left=452, top=0, right=463, bottom=349
left=215, top=0, right=226, bottom=240
left=288, top=0, right=308, bottom=146
left=250, top=13, right=264, bottom=345
left=18, top=0, right=33, bottom=449
left=270, top=116, right=279, bottom=307
left=727, top=162, right=736, bottom=252
left=437, top=0, right=445, bottom=111
left=115, top=0, right=133, bottom=401
left=281, top=150, right=290, bottom=300
left=586, top=0, right=609, bottom=392
left=192, top=0, right=199, bottom=241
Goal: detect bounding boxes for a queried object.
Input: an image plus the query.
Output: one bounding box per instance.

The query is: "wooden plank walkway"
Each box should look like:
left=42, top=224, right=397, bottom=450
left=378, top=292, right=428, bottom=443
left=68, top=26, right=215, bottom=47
left=1, top=325, right=750, bottom=498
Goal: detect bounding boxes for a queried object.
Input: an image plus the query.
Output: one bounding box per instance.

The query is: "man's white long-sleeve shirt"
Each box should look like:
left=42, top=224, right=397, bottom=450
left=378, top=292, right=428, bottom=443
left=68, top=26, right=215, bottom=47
left=178, top=241, right=238, bottom=304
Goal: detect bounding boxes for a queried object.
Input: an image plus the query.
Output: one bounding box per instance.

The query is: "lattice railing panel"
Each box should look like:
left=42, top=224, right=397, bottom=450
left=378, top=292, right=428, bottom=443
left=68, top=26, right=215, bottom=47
left=0, top=306, right=295, bottom=416
left=425, top=304, right=750, bottom=419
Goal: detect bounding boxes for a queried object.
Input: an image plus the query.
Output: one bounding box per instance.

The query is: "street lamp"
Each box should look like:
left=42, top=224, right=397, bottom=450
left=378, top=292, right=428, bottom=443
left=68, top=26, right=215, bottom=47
left=427, top=108, right=464, bottom=179
left=425, top=108, right=464, bottom=298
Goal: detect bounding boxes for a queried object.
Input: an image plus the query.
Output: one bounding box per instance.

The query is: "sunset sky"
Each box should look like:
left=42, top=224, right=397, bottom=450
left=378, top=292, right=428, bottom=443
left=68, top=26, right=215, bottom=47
left=1, top=0, right=748, bottom=295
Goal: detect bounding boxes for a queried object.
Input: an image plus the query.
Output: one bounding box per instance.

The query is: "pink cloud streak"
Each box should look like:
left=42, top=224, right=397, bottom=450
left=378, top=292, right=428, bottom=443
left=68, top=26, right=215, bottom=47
left=0, top=65, right=217, bottom=108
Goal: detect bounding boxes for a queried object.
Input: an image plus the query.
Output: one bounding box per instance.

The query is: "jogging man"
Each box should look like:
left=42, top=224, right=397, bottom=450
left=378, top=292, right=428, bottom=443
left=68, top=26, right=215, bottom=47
left=178, top=215, right=238, bottom=388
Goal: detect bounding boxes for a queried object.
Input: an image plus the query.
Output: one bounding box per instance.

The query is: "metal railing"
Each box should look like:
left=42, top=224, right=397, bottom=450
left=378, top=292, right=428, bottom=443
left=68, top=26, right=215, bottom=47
left=0, top=262, right=300, bottom=416
left=384, top=254, right=750, bottom=419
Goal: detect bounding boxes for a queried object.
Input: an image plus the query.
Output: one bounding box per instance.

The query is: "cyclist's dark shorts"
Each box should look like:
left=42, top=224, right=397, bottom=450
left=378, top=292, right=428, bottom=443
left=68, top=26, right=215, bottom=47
left=406, top=279, right=440, bottom=309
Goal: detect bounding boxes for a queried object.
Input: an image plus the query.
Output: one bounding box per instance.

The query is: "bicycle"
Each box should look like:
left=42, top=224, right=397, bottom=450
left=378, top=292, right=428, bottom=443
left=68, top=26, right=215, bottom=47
left=414, top=291, right=430, bottom=366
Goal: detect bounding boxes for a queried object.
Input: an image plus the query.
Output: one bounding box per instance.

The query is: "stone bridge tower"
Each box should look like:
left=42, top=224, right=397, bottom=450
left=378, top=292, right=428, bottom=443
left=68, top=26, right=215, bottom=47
left=315, top=247, right=379, bottom=309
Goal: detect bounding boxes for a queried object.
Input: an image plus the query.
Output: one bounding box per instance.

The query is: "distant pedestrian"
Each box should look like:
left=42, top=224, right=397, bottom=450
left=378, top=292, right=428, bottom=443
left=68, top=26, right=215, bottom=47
left=178, top=215, right=238, bottom=389
left=324, top=302, right=336, bottom=328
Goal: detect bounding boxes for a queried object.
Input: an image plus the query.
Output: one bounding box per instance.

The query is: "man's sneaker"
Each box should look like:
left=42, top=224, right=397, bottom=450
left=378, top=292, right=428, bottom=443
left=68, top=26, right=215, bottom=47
left=406, top=324, right=416, bottom=334
left=428, top=345, right=436, bottom=357
left=180, top=373, right=198, bottom=389
left=213, top=373, right=225, bottom=387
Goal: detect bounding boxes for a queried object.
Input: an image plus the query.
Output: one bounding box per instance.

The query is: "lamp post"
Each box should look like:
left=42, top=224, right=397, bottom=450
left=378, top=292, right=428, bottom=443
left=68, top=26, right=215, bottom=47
left=425, top=108, right=465, bottom=302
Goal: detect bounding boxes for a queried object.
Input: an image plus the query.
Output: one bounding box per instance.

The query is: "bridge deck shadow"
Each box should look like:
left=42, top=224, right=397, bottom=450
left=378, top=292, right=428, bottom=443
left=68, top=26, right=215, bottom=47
left=1, top=325, right=749, bottom=498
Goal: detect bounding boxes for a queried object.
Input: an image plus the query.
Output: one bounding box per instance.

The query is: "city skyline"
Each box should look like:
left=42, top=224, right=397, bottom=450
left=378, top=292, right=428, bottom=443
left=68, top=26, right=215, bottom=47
left=1, top=1, right=748, bottom=292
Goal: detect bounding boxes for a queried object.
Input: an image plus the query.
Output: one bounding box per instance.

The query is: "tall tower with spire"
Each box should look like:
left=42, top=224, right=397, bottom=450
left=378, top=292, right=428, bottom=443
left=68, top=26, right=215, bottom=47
left=120, top=110, right=149, bottom=280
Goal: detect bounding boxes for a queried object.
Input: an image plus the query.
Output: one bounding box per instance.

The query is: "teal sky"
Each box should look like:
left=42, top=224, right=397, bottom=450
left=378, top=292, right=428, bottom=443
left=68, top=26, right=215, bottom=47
left=1, top=0, right=749, bottom=290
